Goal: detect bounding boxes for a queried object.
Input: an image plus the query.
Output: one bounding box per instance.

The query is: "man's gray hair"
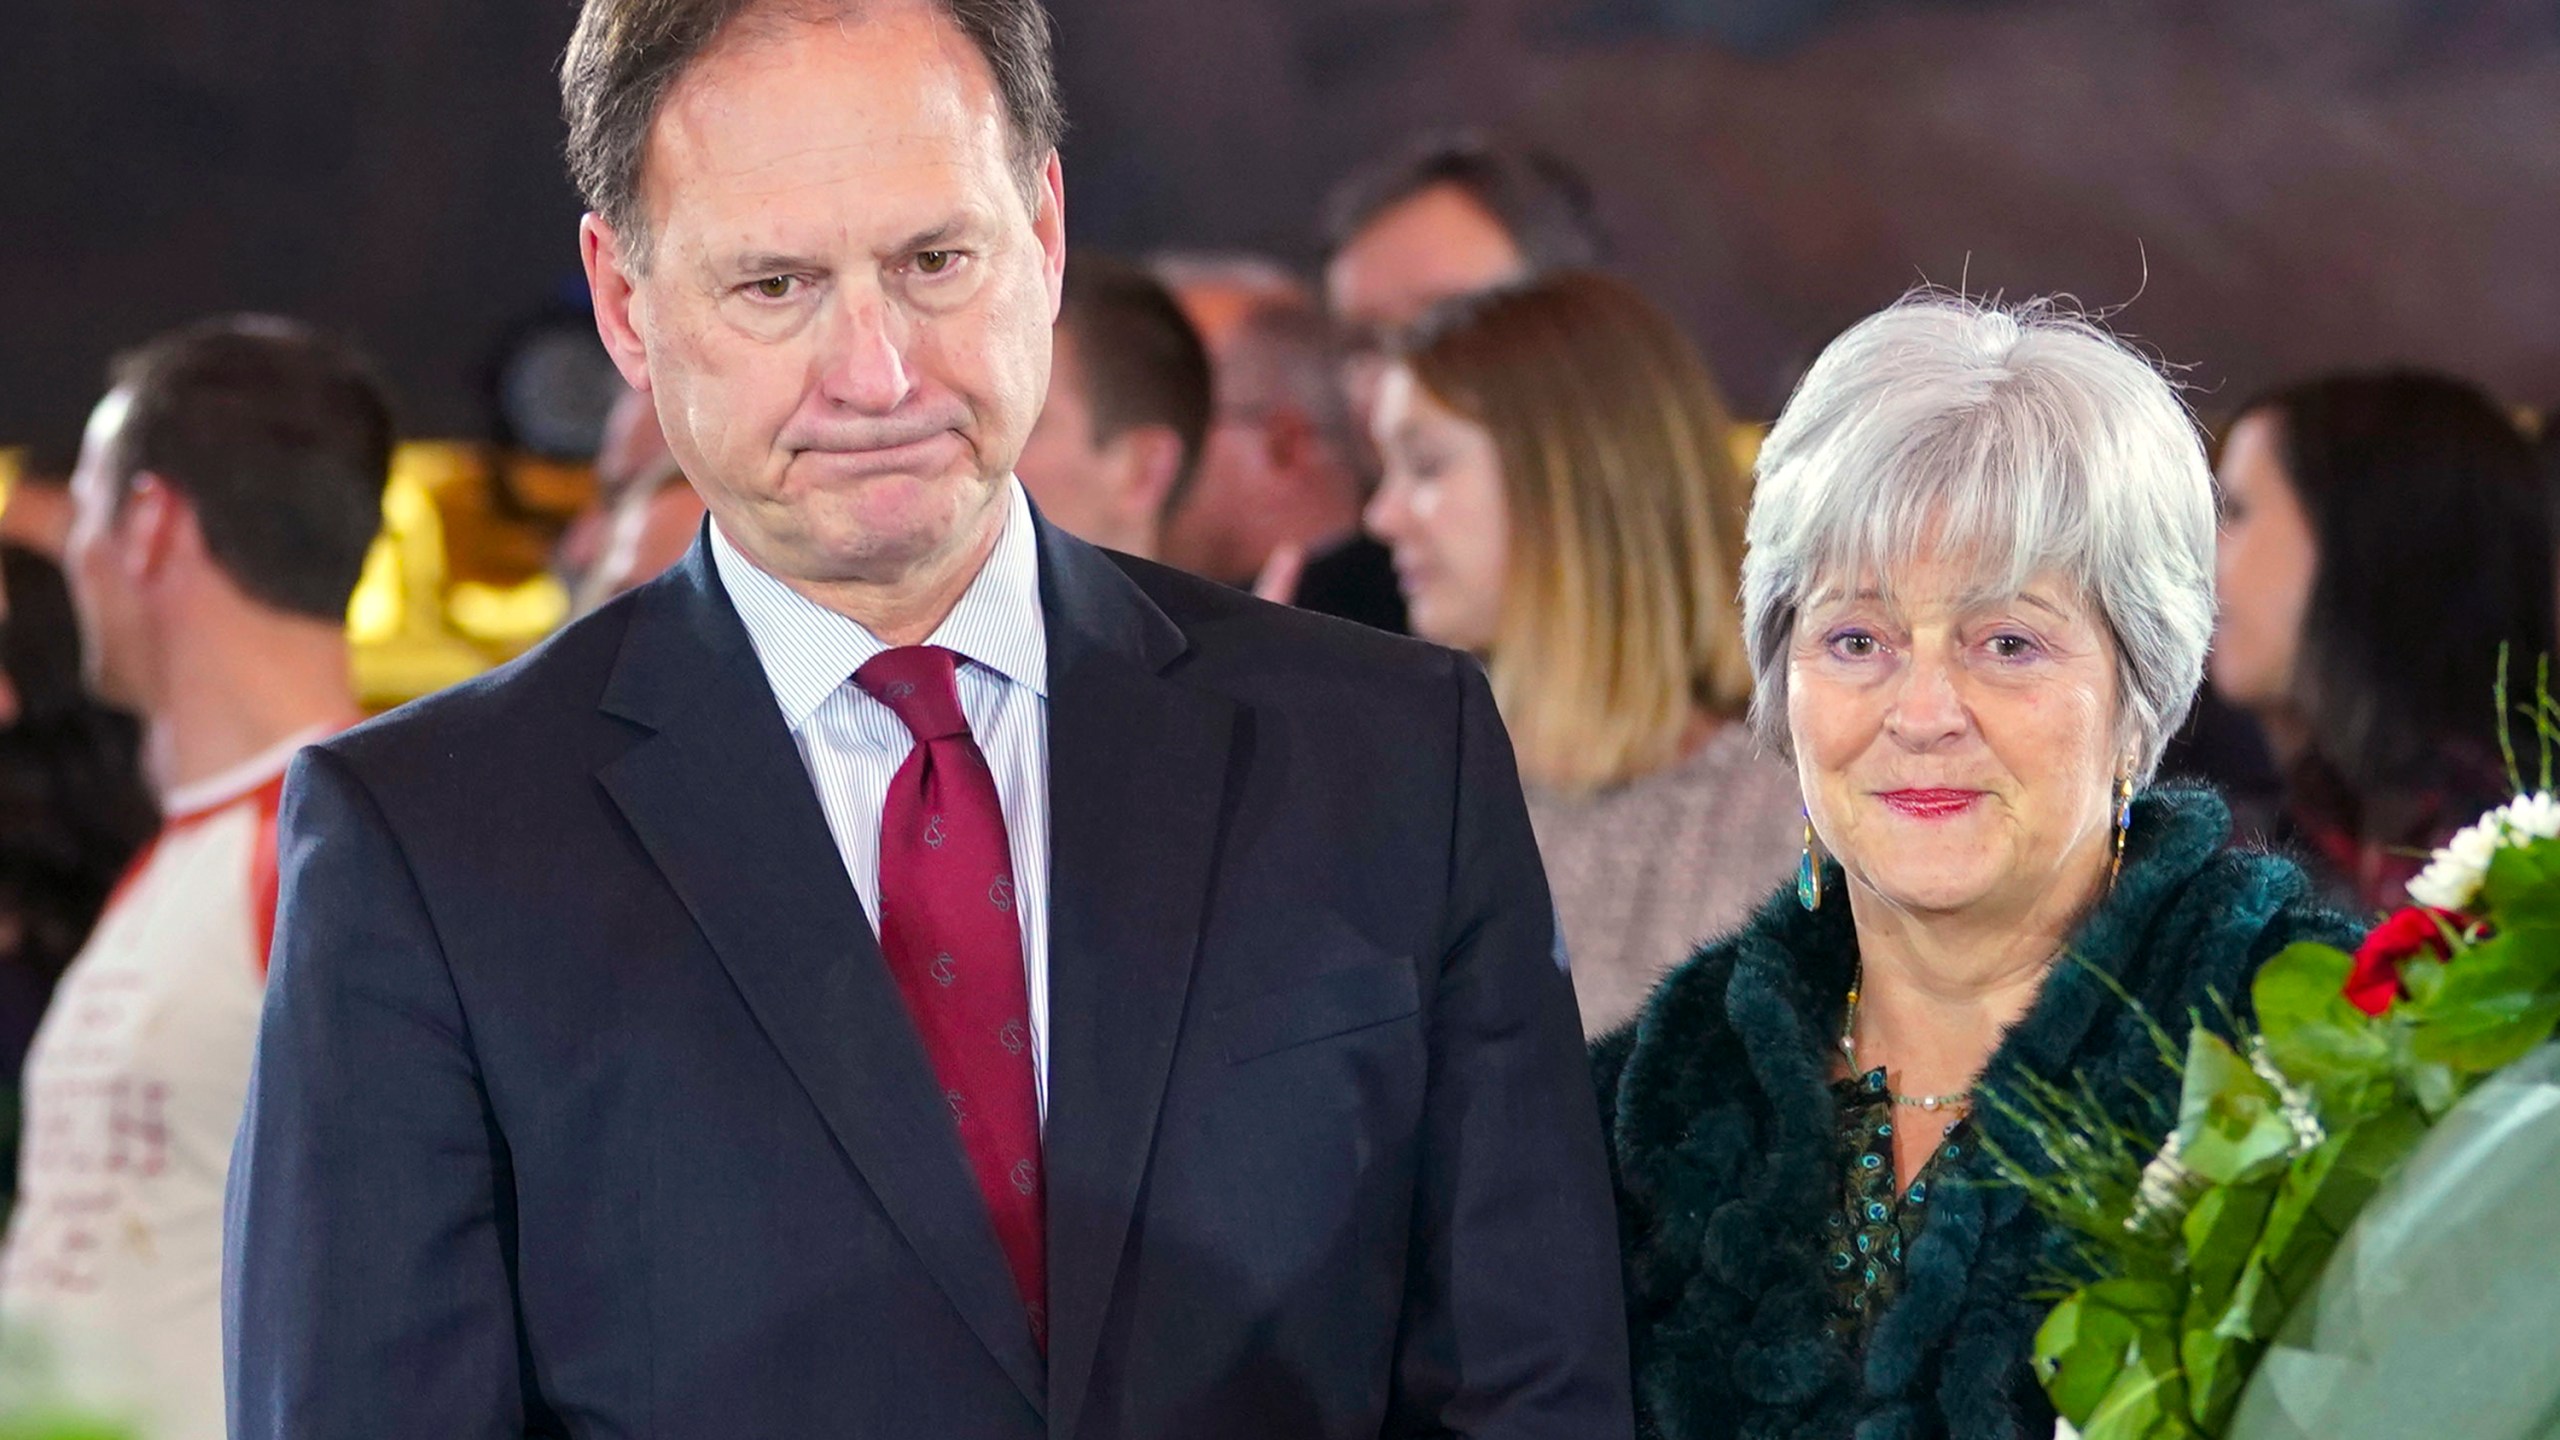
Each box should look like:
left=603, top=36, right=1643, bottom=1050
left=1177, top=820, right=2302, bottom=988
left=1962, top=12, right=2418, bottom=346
left=1739, top=293, right=2217, bottom=778
left=561, top=0, right=1063, bottom=266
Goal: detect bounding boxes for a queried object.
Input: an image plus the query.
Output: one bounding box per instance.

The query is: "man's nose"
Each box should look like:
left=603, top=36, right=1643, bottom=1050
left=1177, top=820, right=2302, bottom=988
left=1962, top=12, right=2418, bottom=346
left=814, top=295, right=915, bottom=414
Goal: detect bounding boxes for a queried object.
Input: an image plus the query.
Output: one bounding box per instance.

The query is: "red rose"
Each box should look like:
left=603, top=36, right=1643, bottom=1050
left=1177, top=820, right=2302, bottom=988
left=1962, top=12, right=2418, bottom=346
left=2345, top=907, right=2469, bottom=1016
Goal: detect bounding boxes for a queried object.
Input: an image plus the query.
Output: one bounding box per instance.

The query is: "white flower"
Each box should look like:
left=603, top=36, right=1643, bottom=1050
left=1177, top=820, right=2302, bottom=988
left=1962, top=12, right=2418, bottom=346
left=2409, top=829, right=2493, bottom=910
left=2126, top=1131, right=2197, bottom=1237
left=2505, top=791, right=2560, bottom=841
left=2449, top=820, right=2502, bottom=871
left=2249, top=1040, right=2328, bottom=1152
left=2402, top=795, right=2559, bottom=910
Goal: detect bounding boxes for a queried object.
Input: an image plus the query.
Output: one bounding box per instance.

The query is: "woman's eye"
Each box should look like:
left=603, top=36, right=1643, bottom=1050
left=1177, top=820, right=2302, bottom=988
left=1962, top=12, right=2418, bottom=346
left=749, top=275, right=796, bottom=300
left=1827, top=631, right=1879, bottom=660
left=1986, top=632, right=2042, bottom=660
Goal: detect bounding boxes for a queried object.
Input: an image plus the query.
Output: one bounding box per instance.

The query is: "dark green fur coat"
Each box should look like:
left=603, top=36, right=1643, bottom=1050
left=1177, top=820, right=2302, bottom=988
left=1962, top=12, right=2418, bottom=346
left=1592, top=788, right=2359, bottom=1440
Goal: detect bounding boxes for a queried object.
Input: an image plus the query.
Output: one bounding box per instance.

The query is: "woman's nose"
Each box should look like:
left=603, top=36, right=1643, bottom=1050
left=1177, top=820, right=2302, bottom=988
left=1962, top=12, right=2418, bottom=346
left=1882, top=654, right=1968, bottom=746
left=1364, top=479, right=1410, bottom=544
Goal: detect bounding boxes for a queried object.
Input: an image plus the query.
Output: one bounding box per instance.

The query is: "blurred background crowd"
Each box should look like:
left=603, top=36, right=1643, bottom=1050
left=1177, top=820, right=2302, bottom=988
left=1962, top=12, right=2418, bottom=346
left=1, top=0, right=2559, bottom=1325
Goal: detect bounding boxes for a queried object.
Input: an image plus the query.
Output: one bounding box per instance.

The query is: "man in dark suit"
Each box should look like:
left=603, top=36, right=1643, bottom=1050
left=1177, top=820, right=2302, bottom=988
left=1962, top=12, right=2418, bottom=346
left=220, top=1, right=1631, bottom=1436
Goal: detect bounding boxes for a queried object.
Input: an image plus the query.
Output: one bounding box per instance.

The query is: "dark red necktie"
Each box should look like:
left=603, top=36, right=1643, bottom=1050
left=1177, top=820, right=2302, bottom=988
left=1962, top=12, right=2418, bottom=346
left=853, top=645, right=1046, bottom=1347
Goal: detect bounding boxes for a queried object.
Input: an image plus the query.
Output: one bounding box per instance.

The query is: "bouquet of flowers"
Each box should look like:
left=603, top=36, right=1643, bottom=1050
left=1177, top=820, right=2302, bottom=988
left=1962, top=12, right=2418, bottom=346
left=1989, top=691, right=2560, bottom=1439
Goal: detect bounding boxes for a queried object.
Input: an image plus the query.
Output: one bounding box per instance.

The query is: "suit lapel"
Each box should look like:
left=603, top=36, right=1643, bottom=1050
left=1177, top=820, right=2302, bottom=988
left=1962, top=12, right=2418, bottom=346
left=1033, top=525, right=1238, bottom=1440
left=596, top=542, right=1047, bottom=1414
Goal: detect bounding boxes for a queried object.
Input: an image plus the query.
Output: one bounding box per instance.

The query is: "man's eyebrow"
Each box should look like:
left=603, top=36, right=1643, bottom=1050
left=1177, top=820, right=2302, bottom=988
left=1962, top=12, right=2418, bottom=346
left=729, top=251, right=821, bottom=276
left=888, top=219, right=969, bottom=254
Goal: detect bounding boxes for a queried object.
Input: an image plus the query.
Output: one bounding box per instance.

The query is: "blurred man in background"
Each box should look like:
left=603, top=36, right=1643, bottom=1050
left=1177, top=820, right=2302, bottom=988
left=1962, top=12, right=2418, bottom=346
left=1150, top=251, right=1302, bottom=359
left=1154, top=253, right=1402, bottom=631
left=566, top=383, right=705, bottom=615
left=556, top=381, right=685, bottom=597
left=1013, top=253, right=1209, bottom=560
left=1320, top=131, right=1605, bottom=434
left=572, top=463, right=708, bottom=615
left=0, top=315, right=383, bottom=1440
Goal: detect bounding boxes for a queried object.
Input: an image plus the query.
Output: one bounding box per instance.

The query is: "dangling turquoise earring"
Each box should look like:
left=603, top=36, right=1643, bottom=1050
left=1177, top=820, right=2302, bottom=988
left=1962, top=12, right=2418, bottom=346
left=1797, top=811, right=1824, bottom=911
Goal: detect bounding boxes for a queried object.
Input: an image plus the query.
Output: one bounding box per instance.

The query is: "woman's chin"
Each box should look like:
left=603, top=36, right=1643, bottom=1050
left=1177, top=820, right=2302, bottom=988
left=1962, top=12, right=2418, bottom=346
left=1853, top=865, right=2006, bottom=919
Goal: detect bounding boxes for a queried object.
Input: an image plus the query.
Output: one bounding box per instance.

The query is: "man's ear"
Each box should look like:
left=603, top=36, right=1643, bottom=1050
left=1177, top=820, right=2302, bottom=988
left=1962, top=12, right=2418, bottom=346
left=1263, top=405, right=1318, bottom=471
left=1032, top=151, right=1067, bottom=322
left=118, top=473, right=189, bottom=585
left=583, top=214, right=654, bottom=394
left=1112, top=425, right=1187, bottom=524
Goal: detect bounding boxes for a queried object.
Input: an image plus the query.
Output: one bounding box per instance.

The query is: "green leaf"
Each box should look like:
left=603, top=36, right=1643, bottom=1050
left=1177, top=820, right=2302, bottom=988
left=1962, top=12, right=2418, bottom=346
left=2175, top=1032, right=2297, bottom=1185
left=2180, top=1319, right=2247, bottom=1431
left=2039, top=1292, right=2135, bottom=1423
left=2482, top=837, right=2560, bottom=929
left=2404, top=928, right=2560, bottom=1075
left=2251, top=944, right=2395, bottom=1118
left=2214, top=1254, right=2289, bottom=1343
left=2263, top=1108, right=2425, bottom=1289
left=2037, top=1278, right=2180, bottom=1425
left=2080, top=1330, right=2200, bottom=1440
left=2407, top=1058, right=2465, bottom=1118
left=2179, top=1183, right=2280, bottom=1434
left=2179, top=1179, right=2276, bottom=1318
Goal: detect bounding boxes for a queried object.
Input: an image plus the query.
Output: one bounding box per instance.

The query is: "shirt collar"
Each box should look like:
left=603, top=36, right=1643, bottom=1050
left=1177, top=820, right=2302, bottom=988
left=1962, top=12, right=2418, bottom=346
left=710, top=478, right=1049, bottom=732
left=161, top=719, right=350, bottom=821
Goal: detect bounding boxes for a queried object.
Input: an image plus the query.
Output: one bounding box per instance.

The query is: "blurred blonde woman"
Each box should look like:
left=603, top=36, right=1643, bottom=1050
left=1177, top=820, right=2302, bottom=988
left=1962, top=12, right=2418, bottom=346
left=1365, top=270, right=1798, bottom=1034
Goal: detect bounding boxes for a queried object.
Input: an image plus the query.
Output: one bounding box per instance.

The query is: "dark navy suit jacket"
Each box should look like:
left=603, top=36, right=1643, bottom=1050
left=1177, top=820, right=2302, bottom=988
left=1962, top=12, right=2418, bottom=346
left=223, top=515, right=1632, bottom=1439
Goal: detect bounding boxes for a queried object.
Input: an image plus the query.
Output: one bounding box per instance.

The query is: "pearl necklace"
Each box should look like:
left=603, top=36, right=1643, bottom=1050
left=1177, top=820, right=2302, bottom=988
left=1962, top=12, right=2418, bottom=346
left=1839, top=970, right=1975, bottom=1114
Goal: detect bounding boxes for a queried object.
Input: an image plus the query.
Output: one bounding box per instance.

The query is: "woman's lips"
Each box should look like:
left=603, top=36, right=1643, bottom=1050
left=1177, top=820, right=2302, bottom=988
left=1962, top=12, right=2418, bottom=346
left=1877, top=788, right=1981, bottom=818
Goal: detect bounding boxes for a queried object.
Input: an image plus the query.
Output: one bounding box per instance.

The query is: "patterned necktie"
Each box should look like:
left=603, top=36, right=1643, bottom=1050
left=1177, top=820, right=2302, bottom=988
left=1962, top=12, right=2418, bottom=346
left=853, top=645, right=1046, bottom=1348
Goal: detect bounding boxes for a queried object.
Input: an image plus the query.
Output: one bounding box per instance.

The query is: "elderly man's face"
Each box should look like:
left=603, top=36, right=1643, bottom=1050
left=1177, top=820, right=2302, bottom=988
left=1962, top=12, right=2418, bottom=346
left=1789, top=555, right=2128, bottom=929
left=583, top=1, right=1065, bottom=594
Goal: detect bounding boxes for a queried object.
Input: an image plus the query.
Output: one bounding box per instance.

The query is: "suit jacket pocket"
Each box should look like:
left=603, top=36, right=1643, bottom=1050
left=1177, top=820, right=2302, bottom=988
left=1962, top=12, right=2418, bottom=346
left=1217, top=958, right=1420, bottom=1065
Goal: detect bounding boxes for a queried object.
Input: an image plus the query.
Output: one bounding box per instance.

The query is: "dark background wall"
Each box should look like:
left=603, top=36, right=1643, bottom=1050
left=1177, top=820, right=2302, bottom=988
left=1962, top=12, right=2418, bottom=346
left=6, top=0, right=2558, bottom=449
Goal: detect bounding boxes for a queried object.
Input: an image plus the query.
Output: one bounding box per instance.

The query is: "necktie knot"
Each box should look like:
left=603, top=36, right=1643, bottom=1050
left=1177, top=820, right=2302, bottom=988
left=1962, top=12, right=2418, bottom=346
left=854, top=646, right=972, bottom=742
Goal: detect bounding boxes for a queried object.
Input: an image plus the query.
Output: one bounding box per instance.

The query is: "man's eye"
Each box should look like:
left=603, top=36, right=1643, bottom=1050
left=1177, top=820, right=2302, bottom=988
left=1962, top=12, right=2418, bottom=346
left=750, top=276, right=796, bottom=300
left=914, top=250, right=959, bottom=276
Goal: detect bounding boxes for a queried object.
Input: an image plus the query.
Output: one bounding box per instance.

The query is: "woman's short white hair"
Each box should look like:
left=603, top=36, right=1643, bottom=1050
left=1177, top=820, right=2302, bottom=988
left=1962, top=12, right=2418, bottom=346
left=1740, top=292, right=2217, bottom=779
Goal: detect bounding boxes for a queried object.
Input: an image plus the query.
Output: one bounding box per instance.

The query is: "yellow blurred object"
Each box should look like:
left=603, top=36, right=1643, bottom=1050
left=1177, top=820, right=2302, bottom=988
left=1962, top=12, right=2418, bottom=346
left=439, top=452, right=595, bottom=587
left=0, top=446, right=22, bottom=514
left=448, top=575, right=570, bottom=649
left=347, top=443, right=509, bottom=709
left=1728, top=421, right=1766, bottom=476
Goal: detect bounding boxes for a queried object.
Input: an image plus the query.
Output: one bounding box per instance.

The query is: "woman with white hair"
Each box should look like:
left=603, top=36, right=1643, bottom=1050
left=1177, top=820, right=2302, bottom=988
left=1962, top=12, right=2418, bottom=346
left=1593, top=295, right=2359, bottom=1438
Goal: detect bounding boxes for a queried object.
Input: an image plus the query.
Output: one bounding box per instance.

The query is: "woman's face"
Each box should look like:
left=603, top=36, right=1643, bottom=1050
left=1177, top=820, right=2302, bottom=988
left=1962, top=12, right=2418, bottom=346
left=1790, top=553, right=2129, bottom=924
left=1363, top=364, right=1509, bottom=652
left=2210, top=410, right=2318, bottom=715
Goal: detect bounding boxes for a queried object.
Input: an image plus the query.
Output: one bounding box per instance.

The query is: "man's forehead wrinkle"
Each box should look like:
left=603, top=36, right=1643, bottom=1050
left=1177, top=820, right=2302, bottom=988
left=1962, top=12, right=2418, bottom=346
left=644, top=20, right=1015, bottom=249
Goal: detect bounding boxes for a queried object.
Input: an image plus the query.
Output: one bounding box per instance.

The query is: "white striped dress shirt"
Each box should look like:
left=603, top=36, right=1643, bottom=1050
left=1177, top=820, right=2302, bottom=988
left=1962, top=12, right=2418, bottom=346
left=709, top=480, right=1052, bottom=1118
